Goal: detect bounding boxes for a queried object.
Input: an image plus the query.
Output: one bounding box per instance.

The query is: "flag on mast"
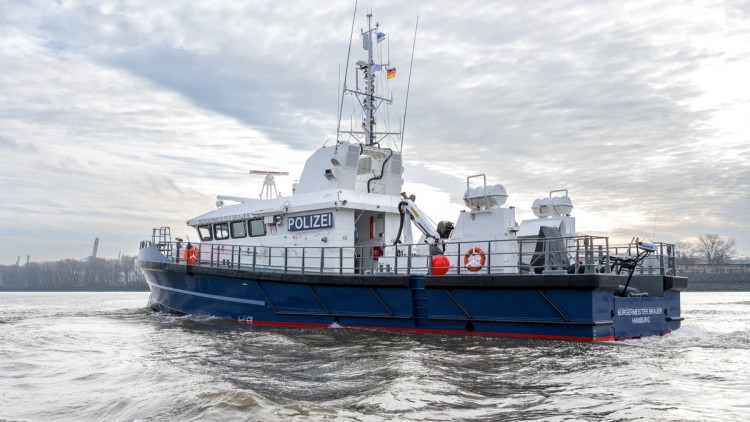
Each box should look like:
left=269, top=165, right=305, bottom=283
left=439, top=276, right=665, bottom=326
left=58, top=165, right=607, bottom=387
left=387, top=67, right=396, bottom=79
left=376, top=32, right=386, bottom=43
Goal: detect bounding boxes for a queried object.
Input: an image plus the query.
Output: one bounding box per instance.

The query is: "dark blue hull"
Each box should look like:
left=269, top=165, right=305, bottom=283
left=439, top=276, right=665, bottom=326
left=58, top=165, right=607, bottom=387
left=137, top=258, right=685, bottom=341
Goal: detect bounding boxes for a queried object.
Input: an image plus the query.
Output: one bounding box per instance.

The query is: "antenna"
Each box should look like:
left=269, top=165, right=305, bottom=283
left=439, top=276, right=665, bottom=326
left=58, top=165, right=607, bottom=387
left=337, top=0, right=358, bottom=141
left=401, top=16, right=419, bottom=152
left=249, top=170, right=289, bottom=199
left=337, top=8, right=401, bottom=147
left=364, top=12, right=376, bottom=145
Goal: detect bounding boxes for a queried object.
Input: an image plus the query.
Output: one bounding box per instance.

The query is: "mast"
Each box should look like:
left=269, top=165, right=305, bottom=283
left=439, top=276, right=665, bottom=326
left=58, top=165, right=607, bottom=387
left=364, top=13, right=376, bottom=146
left=337, top=11, right=401, bottom=148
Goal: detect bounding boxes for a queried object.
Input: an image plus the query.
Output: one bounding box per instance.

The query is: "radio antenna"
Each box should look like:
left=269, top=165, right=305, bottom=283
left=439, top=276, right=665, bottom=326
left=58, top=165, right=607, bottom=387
left=336, top=0, right=358, bottom=141
left=401, top=16, right=419, bottom=152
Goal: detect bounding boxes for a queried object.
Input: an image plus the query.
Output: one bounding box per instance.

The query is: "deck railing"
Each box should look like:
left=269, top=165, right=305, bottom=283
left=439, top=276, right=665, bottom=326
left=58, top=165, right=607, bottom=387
left=140, top=235, right=678, bottom=277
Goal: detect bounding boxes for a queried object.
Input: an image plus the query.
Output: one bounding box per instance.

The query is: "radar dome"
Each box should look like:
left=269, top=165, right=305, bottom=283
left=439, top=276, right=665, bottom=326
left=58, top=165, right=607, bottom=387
left=551, top=195, right=573, bottom=216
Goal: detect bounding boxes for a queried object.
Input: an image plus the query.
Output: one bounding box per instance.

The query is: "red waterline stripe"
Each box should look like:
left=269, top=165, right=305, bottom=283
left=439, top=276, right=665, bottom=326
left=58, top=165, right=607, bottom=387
left=236, top=318, right=616, bottom=342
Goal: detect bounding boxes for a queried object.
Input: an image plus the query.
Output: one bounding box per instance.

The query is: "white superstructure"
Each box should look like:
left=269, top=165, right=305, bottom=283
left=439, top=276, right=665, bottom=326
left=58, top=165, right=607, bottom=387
left=183, top=12, right=578, bottom=276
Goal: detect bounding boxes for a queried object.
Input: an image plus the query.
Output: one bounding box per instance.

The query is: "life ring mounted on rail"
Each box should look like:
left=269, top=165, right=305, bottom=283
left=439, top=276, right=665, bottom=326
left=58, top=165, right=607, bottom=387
left=463, top=247, right=486, bottom=272
left=183, top=245, right=199, bottom=265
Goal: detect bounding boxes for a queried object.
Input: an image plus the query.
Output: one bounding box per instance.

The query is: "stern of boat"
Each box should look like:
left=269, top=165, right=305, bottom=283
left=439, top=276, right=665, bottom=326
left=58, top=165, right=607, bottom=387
left=612, top=276, right=686, bottom=339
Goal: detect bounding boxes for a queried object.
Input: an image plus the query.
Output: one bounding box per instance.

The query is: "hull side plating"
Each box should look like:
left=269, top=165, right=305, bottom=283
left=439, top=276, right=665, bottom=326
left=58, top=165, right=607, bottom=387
left=139, top=260, right=683, bottom=341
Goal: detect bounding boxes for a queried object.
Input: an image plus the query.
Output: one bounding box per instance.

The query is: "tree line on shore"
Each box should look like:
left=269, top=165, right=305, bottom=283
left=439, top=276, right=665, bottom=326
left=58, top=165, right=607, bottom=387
left=0, top=256, right=147, bottom=291
left=674, top=233, right=739, bottom=266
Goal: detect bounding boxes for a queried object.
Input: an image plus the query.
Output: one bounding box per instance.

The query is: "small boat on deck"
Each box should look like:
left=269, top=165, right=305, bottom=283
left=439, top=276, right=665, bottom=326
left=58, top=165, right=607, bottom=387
left=136, top=11, right=686, bottom=341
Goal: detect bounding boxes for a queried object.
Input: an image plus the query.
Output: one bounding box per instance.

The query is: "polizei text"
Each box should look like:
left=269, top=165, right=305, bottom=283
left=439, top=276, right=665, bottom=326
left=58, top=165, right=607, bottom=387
left=287, top=212, right=334, bottom=232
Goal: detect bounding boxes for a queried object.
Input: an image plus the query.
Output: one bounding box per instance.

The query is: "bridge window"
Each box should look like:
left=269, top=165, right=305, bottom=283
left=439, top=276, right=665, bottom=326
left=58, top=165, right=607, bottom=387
left=197, top=225, right=212, bottom=241
left=230, top=221, right=247, bottom=238
left=249, top=218, right=266, bottom=237
left=214, top=223, right=230, bottom=240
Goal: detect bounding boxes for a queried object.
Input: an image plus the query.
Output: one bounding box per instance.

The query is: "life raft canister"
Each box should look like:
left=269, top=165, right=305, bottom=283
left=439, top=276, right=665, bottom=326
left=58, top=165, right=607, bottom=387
left=464, top=247, right=486, bottom=272
left=183, top=246, right=199, bottom=265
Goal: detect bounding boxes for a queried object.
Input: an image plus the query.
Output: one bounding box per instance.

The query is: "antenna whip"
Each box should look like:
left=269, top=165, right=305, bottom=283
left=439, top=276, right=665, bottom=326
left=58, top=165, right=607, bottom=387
left=337, top=0, right=358, bottom=140
left=401, top=16, right=419, bottom=152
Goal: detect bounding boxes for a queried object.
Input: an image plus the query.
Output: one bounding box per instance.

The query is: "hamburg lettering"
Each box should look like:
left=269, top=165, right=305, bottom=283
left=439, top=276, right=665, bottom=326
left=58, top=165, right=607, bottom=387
left=288, top=212, right=334, bottom=232
left=616, top=307, right=662, bottom=324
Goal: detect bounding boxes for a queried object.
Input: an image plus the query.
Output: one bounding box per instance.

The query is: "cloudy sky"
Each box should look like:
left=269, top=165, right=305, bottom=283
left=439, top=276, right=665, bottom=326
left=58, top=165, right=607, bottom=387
left=1, top=0, right=749, bottom=264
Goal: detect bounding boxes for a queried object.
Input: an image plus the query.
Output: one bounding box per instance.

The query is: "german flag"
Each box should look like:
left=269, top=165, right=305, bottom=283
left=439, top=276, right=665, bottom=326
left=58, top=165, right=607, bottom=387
left=387, top=68, right=396, bottom=79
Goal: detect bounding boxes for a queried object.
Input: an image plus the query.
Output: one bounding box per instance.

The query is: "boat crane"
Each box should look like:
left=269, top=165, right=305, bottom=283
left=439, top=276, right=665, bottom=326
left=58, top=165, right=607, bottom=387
left=395, top=192, right=443, bottom=250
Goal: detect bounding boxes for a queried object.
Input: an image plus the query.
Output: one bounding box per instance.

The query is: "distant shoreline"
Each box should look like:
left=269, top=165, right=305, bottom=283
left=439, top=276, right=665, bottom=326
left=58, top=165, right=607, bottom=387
left=680, top=272, right=750, bottom=292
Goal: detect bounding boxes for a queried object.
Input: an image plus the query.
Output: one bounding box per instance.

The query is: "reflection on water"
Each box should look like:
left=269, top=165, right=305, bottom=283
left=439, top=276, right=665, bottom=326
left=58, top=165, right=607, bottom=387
left=0, top=292, right=748, bottom=421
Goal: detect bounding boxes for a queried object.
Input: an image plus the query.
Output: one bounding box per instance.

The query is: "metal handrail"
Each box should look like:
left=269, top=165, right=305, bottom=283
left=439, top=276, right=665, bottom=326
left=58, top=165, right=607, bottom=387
left=149, top=235, right=678, bottom=276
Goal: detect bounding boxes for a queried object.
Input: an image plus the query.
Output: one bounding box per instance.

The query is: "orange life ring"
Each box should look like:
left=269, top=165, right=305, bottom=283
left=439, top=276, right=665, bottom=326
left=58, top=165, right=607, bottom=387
left=464, top=247, right=486, bottom=272
left=183, top=246, right=199, bottom=265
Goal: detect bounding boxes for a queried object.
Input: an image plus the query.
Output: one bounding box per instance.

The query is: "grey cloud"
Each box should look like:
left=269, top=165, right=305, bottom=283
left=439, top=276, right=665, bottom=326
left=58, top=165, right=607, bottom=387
left=2, top=0, right=750, bottom=262
left=0, top=136, right=37, bottom=152
left=103, top=48, right=326, bottom=149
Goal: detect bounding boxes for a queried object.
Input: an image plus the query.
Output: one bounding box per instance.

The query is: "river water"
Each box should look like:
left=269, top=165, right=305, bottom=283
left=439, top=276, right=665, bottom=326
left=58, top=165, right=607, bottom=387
left=0, top=291, right=748, bottom=421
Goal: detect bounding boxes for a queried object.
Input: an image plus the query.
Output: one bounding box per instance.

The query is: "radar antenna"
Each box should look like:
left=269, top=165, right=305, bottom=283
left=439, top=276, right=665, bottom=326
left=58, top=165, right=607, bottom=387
left=249, top=170, right=289, bottom=199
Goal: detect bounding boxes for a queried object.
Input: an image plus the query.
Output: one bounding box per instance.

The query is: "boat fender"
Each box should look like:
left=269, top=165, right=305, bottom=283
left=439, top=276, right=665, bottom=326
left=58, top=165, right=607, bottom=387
left=464, top=247, right=485, bottom=272
left=183, top=245, right=199, bottom=265
left=431, top=255, right=450, bottom=275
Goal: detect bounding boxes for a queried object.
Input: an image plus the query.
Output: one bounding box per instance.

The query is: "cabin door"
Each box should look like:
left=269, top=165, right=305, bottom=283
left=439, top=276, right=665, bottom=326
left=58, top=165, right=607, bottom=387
left=354, top=210, right=385, bottom=273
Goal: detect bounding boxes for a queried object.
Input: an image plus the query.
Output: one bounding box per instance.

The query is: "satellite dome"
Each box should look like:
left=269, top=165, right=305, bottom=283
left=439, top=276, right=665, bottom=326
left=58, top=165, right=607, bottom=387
left=551, top=195, right=573, bottom=216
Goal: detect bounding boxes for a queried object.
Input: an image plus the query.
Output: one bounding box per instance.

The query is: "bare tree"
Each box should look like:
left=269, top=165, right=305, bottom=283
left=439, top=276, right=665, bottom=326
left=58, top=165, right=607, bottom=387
left=674, top=241, right=699, bottom=265
left=695, top=234, right=737, bottom=267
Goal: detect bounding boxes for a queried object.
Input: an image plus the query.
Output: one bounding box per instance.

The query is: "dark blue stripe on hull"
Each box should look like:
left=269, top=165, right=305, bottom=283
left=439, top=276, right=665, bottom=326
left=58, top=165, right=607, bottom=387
left=140, top=265, right=681, bottom=341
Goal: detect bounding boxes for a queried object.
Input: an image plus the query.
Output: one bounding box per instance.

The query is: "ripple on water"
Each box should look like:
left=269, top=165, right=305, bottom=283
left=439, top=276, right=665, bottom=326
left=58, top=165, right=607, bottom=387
left=0, top=291, right=749, bottom=421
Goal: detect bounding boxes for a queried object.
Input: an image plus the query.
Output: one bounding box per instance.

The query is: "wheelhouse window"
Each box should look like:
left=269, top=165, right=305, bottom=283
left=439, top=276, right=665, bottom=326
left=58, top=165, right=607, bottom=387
left=248, top=218, right=266, bottom=237
left=230, top=220, right=247, bottom=238
left=197, top=225, right=213, bottom=241
left=214, top=222, right=230, bottom=240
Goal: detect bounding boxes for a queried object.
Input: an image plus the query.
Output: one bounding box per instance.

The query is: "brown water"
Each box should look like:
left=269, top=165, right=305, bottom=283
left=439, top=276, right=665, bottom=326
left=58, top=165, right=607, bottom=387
left=0, top=292, right=748, bottom=421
